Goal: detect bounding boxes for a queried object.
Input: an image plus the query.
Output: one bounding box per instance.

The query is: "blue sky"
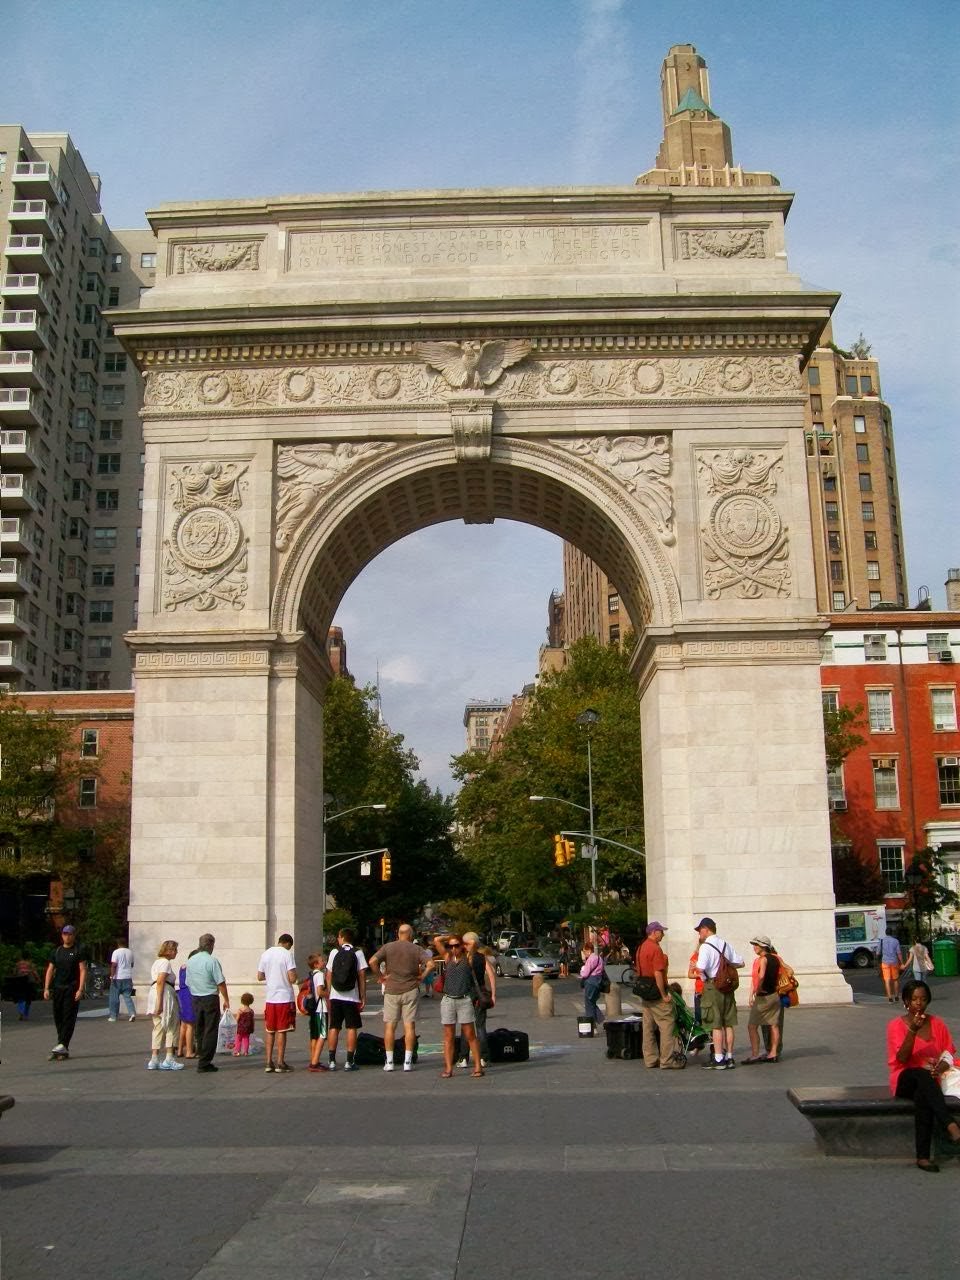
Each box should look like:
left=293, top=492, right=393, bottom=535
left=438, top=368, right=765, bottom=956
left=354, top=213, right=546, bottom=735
left=6, top=0, right=957, bottom=792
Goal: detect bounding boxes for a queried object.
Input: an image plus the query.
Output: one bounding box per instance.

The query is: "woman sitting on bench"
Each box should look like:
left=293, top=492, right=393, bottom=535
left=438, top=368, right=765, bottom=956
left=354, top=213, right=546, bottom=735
left=887, top=979, right=960, bottom=1172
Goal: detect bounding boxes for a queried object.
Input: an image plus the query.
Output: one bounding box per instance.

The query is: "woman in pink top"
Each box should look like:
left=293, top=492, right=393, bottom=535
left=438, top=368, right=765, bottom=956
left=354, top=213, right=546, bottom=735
left=887, top=979, right=960, bottom=1171
left=580, top=943, right=606, bottom=1027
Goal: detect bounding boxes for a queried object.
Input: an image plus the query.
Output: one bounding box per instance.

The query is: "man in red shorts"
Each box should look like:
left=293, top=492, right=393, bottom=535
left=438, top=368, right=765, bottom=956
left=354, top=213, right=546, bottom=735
left=257, top=933, right=298, bottom=1073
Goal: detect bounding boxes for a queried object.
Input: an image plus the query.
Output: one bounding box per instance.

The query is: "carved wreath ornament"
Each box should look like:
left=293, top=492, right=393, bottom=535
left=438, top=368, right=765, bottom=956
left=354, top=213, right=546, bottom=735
left=162, top=462, right=249, bottom=612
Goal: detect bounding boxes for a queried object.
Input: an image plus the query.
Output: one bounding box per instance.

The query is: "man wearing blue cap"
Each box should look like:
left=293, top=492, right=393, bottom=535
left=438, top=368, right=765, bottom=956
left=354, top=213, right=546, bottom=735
left=637, top=922, right=681, bottom=1069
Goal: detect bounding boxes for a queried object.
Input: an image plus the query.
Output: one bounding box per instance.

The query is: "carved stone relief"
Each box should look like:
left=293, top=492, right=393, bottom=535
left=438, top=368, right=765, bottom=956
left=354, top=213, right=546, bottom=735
left=172, top=240, right=263, bottom=274
left=275, top=442, right=397, bottom=550
left=675, top=228, right=767, bottom=260
left=161, top=461, right=249, bottom=612
left=697, top=448, right=791, bottom=600
left=449, top=396, right=494, bottom=462
left=142, top=353, right=801, bottom=416
left=551, top=435, right=674, bottom=545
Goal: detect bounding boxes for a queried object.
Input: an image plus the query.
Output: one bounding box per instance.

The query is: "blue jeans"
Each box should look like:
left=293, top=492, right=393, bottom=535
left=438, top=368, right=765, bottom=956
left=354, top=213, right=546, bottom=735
left=583, top=976, right=604, bottom=1025
left=109, top=978, right=136, bottom=1019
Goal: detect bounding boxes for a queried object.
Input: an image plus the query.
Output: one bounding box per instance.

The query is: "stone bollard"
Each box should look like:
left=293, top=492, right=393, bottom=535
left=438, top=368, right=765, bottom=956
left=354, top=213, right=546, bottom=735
left=531, top=973, right=545, bottom=997
left=537, top=981, right=555, bottom=1018
left=604, top=982, right=622, bottom=1018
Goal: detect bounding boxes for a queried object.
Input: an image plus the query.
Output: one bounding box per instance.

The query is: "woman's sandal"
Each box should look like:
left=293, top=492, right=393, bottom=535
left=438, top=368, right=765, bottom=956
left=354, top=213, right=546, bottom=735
left=761, top=1056, right=779, bottom=1064
left=471, top=1070, right=485, bottom=1077
left=741, top=1055, right=766, bottom=1064
left=440, top=1070, right=454, bottom=1078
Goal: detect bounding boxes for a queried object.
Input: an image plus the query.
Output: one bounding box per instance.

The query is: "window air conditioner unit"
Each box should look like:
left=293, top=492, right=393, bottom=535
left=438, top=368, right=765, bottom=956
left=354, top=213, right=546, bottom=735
left=830, top=799, right=848, bottom=812
left=942, top=757, right=959, bottom=768
left=939, top=651, right=954, bottom=662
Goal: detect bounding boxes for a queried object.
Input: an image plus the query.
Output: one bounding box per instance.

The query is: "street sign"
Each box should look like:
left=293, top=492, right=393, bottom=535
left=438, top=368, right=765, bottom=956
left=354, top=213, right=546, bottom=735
left=360, top=859, right=372, bottom=876
left=581, top=843, right=597, bottom=860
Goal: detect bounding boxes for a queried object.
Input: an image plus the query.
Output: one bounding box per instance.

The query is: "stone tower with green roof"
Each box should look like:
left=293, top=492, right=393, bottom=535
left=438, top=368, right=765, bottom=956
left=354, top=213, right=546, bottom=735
left=638, top=44, right=778, bottom=188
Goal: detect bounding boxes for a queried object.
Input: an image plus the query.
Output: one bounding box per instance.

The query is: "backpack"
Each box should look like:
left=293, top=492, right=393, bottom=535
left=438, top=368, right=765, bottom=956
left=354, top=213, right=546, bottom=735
left=330, top=946, right=359, bottom=993
left=296, top=976, right=318, bottom=1016
left=775, top=956, right=798, bottom=997
left=708, top=941, right=739, bottom=994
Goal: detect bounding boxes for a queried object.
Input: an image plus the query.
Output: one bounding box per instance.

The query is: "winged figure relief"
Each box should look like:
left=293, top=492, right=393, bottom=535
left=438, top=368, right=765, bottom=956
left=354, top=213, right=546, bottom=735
left=275, top=442, right=394, bottom=550
left=416, top=340, right=532, bottom=390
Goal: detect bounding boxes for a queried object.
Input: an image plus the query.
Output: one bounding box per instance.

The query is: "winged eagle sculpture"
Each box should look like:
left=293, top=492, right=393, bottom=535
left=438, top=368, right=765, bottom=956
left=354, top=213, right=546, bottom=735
left=416, top=339, right=532, bottom=390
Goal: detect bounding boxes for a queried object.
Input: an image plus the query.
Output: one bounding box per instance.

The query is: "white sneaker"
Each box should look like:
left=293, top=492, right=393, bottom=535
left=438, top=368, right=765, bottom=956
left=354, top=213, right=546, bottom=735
left=403, top=1061, right=414, bottom=1072
left=159, top=1059, right=184, bottom=1071
left=52, top=1043, right=66, bottom=1053
left=128, top=1015, right=136, bottom=1022
left=383, top=1059, right=394, bottom=1071
left=147, top=1059, right=160, bottom=1070
left=107, top=1017, right=117, bottom=1022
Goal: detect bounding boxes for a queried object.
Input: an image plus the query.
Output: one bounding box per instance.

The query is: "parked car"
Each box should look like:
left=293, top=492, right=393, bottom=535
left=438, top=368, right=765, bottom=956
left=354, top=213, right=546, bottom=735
left=495, top=948, right=558, bottom=979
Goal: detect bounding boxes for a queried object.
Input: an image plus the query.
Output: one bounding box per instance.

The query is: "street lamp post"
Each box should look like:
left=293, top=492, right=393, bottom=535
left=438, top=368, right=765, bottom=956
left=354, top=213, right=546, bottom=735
left=575, top=708, right=600, bottom=894
left=320, top=797, right=387, bottom=945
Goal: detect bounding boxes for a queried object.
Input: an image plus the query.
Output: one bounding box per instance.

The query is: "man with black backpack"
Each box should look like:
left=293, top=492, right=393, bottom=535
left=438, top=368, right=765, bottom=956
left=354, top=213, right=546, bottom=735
left=693, top=917, right=745, bottom=1071
left=324, top=928, right=368, bottom=1071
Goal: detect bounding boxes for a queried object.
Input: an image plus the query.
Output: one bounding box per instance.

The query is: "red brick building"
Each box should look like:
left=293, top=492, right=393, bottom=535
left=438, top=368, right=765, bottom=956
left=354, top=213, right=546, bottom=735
left=821, top=612, right=960, bottom=925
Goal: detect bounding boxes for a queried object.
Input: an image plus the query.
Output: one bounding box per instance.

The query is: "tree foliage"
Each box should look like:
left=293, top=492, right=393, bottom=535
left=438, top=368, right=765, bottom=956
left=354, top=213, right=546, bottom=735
left=831, top=844, right=886, bottom=904
left=322, top=678, right=462, bottom=936
left=452, top=637, right=645, bottom=926
left=823, top=702, right=866, bottom=771
left=903, top=848, right=960, bottom=937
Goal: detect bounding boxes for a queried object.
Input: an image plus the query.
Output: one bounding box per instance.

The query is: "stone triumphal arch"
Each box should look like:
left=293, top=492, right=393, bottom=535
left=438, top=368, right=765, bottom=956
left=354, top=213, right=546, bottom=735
left=114, top=180, right=851, bottom=1002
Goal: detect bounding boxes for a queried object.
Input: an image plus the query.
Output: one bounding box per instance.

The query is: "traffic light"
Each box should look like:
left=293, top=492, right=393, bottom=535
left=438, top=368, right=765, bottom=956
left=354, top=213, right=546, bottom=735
left=562, top=838, right=576, bottom=865
left=553, top=834, right=565, bottom=867
left=381, top=850, right=392, bottom=881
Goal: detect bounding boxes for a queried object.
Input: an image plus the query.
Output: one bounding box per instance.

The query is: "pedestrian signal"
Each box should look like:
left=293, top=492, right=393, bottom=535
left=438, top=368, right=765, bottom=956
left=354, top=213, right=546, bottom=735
left=381, top=850, right=392, bottom=881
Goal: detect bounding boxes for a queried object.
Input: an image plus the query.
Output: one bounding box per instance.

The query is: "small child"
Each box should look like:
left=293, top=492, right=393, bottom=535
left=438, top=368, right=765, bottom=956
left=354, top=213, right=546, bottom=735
left=306, top=953, right=329, bottom=1073
left=234, top=992, right=255, bottom=1056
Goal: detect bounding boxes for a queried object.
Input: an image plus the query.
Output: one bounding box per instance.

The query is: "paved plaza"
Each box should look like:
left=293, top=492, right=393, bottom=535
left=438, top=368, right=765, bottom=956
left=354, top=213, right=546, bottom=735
left=1, top=970, right=956, bottom=1279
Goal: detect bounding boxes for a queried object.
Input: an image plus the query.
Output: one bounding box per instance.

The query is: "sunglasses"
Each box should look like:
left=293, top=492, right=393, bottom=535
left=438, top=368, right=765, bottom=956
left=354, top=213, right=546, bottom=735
left=447, top=942, right=463, bottom=949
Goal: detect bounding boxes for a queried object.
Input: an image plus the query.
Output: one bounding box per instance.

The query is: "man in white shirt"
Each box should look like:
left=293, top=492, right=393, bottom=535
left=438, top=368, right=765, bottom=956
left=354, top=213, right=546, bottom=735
left=108, top=937, right=136, bottom=1022
left=257, top=933, right=298, bottom=1073
left=694, top=917, right=745, bottom=1071
left=325, top=928, right=369, bottom=1071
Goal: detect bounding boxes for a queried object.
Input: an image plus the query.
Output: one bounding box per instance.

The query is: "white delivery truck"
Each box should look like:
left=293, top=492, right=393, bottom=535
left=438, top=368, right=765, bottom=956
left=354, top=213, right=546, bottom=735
left=835, top=904, right=887, bottom=968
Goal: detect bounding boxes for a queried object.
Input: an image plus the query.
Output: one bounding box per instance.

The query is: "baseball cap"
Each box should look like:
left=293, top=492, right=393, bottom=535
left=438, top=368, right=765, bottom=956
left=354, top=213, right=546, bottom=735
left=61, top=924, right=76, bottom=934
left=645, top=921, right=667, bottom=934
left=750, top=934, right=773, bottom=948
left=695, top=917, right=716, bottom=931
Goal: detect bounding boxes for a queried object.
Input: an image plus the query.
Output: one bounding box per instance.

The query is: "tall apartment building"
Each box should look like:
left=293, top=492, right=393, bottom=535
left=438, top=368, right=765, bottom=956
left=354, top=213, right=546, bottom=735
left=462, top=699, right=508, bottom=754
left=0, top=127, right=156, bottom=695
left=563, top=46, right=909, bottom=644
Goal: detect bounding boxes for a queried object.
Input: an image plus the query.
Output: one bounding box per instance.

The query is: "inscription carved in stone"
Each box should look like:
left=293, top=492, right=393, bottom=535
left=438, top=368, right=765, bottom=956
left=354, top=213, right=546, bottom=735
left=173, top=240, right=262, bottom=274
left=675, top=228, right=766, bottom=260
left=162, top=461, right=249, bottom=612
left=275, top=442, right=397, bottom=550
left=697, top=448, right=791, bottom=600
left=552, top=434, right=674, bottom=545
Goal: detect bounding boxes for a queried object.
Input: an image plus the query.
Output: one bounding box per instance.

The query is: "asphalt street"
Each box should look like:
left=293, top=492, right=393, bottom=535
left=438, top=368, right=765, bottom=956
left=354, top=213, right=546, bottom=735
left=1, top=967, right=957, bottom=1280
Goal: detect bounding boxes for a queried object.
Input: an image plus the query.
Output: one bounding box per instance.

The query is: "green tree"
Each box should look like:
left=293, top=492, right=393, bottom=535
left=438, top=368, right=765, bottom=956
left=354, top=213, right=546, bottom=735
left=322, top=678, right=463, bottom=937
left=823, top=702, right=866, bottom=771
left=903, top=848, right=960, bottom=938
left=453, top=636, right=645, bottom=927
left=831, top=845, right=886, bottom=904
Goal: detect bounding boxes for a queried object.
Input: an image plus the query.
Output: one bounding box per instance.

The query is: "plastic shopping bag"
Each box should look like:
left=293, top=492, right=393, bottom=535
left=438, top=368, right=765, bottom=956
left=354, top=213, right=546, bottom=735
left=216, top=1008, right=237, bottom=1055
left=937, top=1052, right=960, bottom=1101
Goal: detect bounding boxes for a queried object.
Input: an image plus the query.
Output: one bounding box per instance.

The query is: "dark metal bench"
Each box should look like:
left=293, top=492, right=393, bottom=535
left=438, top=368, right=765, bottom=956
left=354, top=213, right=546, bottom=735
left=0, top=1095, right=14, bottom=1121
left=788, top=1086, right=960, bottom=1158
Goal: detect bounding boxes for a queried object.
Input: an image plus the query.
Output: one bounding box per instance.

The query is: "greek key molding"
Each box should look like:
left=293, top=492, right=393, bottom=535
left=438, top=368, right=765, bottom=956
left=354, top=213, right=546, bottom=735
left=550, top=434, right=674, bottom=545
left=172, top=239, right=263, bottom=274
left=161, top=461, right=249, bottom=613
left=697, top=448, right=791, bottom=600
left=275, top=442, right=397, bottom=550
left=134, top=649, right=270, bottom=673
left=142, top=354, right=801, bottom=417
left=675, top=228, right=767, bottom=260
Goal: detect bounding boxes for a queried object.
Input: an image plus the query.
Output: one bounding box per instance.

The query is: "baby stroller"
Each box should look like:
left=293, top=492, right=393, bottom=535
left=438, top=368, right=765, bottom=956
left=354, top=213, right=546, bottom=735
left=667, top=985, right=709, bottom=1065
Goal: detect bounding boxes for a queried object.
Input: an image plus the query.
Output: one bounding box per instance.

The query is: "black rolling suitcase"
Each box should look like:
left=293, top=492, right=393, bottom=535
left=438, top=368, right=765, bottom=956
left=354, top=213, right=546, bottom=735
left=603, top=1017, right=643, bottom=1060
left=487, top=1027, right=529, bottom=1063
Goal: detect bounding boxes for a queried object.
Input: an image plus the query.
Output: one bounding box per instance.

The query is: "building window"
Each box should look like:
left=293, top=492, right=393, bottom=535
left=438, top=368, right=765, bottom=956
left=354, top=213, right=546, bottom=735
left=872, top=759, right=899, bottom=809
left=938, top=758, right=960, bottom=805
left=822, top=689, right=839, bottom=713
left=854, top=415, right=866, bottom=434
left=86, top=671, right=111, bottom=691
left=607, top=593, right=620, bottom=613
left=846, top=375, right=859, bottom=396
left=864, top=633, right=887, bottom=661
left=862, top=501, right=875, bottom=522
left=869, top=591, right=882, bottom=607
left=878, top=842, right=905, bottom=893
left=825, top=502, right=839, bottom=523
left=932, top=689, right=958, bottom=732
left=823, top=474, right=837, bottom=492
left=96, top=453, right=122, bottom=475
left=78, top=777, right=98, bottom=808
left=865, top=531, right=878, bottom=549
left=103, top=352, right=127, bottom=374
left=99, top=421, right=123, bottom=441
left=859, top=473, right=873, bottom=492
left=856, top=443, right=870, bottom=462
left=92, top=527, right=117, bottom=550
left=860, top=375, right=873, bottom=394
left=70, top=480, right=90, bottom=503
left=101, top=384, right=125, bottom=407
left=926, top=632, right=949, bottom=660
left=820, top=635, right=835, bottom=663
left=810, top=394, right=822, bottom=413
left=608, top=624, right=620, bottom=644
left=96, top=489, right=119, bottom=511
left=830, top=561, right=844, bottom=583
left=827, top=531, right=841, bottom=552
left=807, top=365, right=820, bottom=386
left=832, top=591, right=846, bottom=611
left=826, top=765, right=845, bottom=803
left=866, top=562, right=880, bottom=580
left=107, top=286, right=120, bottom=307
left=140, top=252, right=157, bottom=269
left=87, top=636, right=112, bottom=659
left=89, top=600, right=113, bottom=623
left=80, top=728, right=99, bottom=758
left=91, top=565, right=115, bottom=587
left=867, top=689, right=894, bottom=732
left=109, top=253, right=123, bottom=272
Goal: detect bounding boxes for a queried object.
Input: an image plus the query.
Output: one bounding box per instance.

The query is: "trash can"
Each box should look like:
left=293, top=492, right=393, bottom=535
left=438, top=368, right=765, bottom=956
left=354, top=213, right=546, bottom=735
left=933, top=938, right=959, bottom=977
left=604, top=1016, right=643, bottom=1060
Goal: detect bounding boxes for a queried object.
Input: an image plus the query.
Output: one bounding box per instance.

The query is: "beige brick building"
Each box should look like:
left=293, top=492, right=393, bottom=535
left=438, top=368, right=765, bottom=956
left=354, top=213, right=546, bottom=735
left=0, top=128, right=156, bottom=695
